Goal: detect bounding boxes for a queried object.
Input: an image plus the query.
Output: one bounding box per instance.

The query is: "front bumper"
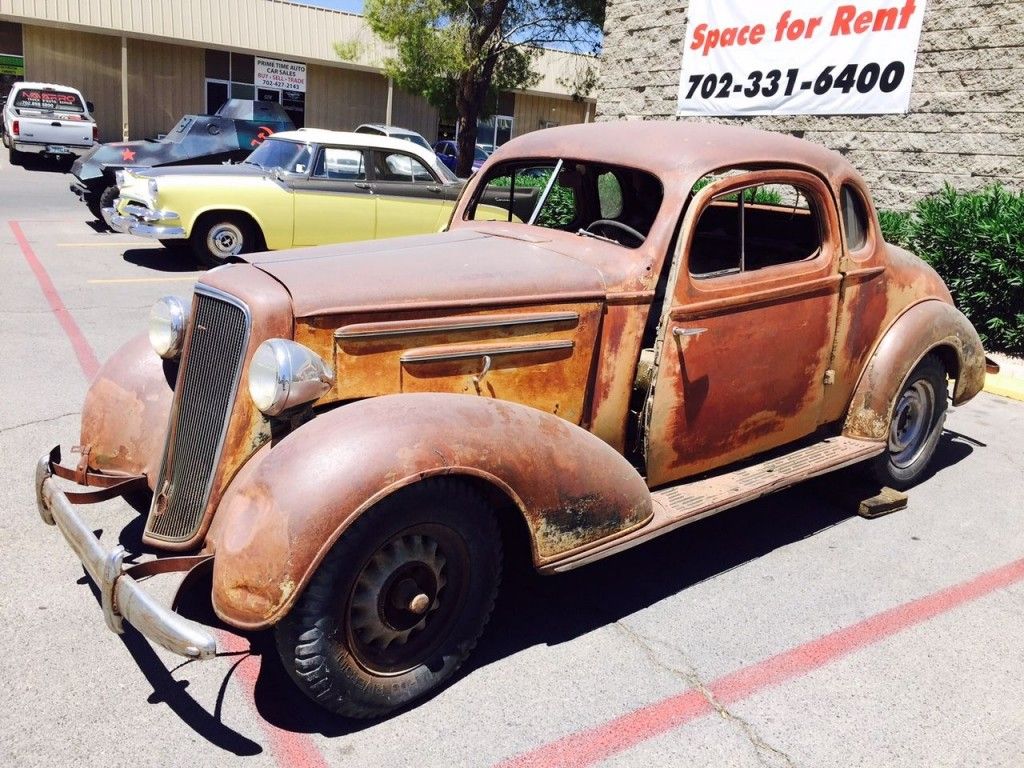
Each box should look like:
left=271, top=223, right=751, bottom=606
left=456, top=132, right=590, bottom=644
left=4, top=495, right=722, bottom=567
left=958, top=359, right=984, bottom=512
left=35, top=446, right=218, bottom=659
left=106, top=199, right=187, bottom=239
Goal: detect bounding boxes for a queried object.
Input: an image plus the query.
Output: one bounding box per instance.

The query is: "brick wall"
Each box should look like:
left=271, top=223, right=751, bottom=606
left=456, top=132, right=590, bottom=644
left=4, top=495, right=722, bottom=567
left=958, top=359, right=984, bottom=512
left=597, top=0, right=1024, bottom=210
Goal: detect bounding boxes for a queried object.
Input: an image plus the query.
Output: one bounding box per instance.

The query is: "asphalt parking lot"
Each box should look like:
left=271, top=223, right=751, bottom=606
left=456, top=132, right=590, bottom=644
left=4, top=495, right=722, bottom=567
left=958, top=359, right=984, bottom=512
left=1, top=153, right=1023, bottom=768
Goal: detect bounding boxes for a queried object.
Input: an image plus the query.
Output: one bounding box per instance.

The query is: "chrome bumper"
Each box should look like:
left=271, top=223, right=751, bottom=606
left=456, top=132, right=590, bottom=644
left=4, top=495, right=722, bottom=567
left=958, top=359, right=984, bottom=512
left=108, top=199, right=187, bottom=239
left=35, top=448, right=217, bottom=659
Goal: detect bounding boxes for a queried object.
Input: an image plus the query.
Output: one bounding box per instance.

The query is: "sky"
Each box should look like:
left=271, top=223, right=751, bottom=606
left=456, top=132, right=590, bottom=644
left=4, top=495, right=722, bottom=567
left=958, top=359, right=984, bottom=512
left=290, top=0, right=365, bottom=13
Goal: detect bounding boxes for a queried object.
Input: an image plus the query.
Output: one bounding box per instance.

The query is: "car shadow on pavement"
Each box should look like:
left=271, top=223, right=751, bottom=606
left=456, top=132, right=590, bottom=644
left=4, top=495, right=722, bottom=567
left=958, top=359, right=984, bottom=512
left=123, top=246, right=200, bottom=273
left=101, top=430, right=975, bottom=747
left=10, top=154, right=74, bottom=173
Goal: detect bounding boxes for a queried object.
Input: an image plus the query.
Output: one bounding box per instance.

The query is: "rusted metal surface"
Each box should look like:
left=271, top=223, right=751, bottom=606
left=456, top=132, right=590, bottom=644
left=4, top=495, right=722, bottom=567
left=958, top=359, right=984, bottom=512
left=843, top=299, right=986, bottom=440
left=643, top=169, right=844, bottom=487
left=203, top=394, right=652, bottom=629
left=78, top=333, right=175, bottom=486
left=55, top=121, right=990, bottom=640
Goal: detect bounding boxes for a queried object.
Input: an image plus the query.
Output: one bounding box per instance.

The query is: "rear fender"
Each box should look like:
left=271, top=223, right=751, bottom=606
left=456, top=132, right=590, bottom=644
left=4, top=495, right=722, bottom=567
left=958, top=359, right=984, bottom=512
left=80, top=333, right=175, bottom=486
left=206, top=393, right=653, bottom=630
left=843, top=300, right=986, bottom=440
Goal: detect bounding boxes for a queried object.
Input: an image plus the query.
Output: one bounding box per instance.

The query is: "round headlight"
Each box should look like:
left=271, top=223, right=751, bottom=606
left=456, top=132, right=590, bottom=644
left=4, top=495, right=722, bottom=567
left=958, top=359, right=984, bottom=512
left=148, top=296, right=189, bottom=359
left=248, top=339, right=335, bottom=417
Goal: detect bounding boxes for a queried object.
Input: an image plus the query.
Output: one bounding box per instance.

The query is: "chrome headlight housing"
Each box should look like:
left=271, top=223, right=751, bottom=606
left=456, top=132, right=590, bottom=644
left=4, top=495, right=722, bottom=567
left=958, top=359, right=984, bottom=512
left=148, top=296, right=189, bottom=360
left=248, top=339, right=335, bottom=417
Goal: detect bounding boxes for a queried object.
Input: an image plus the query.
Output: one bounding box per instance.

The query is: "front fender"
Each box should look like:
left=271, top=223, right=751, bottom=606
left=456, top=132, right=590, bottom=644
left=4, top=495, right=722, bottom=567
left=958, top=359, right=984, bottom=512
left=843, top=300, right=986, bottom=440
left=79, top=333, right=175, bottom=486
left=206, top=393, right=653, bottom=630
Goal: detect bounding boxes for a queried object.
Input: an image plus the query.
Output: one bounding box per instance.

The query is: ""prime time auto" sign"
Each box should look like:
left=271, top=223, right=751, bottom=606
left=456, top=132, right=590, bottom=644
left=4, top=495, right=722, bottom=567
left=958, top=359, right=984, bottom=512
left=677, top=0, right=927, bottom=115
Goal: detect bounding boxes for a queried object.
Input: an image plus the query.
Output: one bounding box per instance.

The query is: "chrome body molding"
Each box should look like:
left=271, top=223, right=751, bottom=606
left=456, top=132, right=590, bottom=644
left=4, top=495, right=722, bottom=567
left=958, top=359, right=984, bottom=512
left=34, top=451, right=218, bottom=659
left=400, top=339, right=574, bottom=364
left=335, top=310, right=580, bottom=340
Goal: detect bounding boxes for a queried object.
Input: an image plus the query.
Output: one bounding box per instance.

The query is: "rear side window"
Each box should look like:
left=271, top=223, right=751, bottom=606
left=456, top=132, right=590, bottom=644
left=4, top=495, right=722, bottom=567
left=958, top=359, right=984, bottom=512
left=13, top=88, right=85, bottom=113
left=840, top=184, right=870, bottom=251
left=689, top=183, right=821, bottom=278
left=374, top=151, right=435, bottom=182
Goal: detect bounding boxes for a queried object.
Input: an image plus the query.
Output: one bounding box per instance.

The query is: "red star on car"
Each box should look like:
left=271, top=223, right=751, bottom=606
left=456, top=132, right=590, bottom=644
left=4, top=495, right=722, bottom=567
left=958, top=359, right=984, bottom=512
left=121, top=147, right=136, bottom=162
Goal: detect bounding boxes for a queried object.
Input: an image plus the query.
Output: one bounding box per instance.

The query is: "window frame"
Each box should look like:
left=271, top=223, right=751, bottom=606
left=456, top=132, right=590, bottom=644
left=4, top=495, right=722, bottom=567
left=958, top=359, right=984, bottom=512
left=370, top=149, right=440, bottom=184
left=677, top=168, right=841, bottom=296
left=839, top=181, right=875, bottom=258
left=310, top=145, right=368, bottom=181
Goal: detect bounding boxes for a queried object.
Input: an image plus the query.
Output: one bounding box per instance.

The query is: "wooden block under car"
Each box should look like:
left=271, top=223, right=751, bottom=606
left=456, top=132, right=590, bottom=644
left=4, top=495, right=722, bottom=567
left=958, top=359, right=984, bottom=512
left=858, top=487, right=909, bottom=518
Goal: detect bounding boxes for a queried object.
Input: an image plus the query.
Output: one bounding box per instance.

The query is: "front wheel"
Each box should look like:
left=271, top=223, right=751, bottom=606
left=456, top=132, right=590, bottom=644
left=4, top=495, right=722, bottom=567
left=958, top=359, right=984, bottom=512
left=872, top=353, right=948, bottom=490
left=190, top=213, right=257, bottom=268
left=275, top=479, right=502, bottom=719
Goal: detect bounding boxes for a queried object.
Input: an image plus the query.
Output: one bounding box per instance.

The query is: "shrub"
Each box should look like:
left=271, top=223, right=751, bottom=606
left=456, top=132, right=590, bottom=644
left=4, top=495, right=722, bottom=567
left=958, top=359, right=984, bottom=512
left=880, top=184, right=1024, bottom=355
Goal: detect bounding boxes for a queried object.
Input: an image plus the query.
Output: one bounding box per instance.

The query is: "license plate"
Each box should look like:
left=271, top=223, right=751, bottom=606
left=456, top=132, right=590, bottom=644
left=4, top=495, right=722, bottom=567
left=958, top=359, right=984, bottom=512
left=47, top=145, right=69, bottom=154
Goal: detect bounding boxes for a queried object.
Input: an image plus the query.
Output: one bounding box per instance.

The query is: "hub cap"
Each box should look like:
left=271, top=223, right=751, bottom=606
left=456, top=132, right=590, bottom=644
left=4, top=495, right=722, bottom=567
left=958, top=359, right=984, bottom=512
left=345, top=526, right=469, bottom=675
left=206, top=222, right=244, bottom=260
left=889, top=379, right=936, bottom=469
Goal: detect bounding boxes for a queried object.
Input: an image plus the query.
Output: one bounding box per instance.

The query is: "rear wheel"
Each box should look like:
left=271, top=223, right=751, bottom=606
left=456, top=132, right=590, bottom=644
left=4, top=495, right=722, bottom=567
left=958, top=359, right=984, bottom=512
left=8, top=144, right=22, bottom=166
left=190, top=213, right=257, bottom=268
left=872, top=354, right=948, bottom=490
left=275, top=479, right=502, bottom=718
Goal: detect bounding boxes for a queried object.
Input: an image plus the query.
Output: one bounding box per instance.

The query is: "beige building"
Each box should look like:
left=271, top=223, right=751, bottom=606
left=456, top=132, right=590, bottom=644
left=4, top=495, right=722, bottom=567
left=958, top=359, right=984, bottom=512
left=0, top=0, right=596, bottom=145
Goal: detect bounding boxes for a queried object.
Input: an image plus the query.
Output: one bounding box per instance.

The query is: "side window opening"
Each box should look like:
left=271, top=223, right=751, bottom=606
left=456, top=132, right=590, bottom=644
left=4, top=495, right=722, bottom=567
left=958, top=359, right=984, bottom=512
left=374, top=151, right=435, bottom=183
left=313, top=147, right=365, bottom=180
left=840, top=184, right=869, bottom=251
left=689, top=182, right=821, bottom=278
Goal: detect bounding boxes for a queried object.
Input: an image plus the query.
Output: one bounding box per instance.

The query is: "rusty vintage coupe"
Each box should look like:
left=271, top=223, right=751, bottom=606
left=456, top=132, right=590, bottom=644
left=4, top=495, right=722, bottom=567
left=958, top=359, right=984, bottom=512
left=36, top=122, right=988, bottom=717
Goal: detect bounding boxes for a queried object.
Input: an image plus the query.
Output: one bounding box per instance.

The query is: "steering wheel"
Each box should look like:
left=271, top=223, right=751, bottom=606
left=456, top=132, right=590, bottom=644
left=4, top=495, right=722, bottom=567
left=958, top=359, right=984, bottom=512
left=584, top=219, right=646, bottom=246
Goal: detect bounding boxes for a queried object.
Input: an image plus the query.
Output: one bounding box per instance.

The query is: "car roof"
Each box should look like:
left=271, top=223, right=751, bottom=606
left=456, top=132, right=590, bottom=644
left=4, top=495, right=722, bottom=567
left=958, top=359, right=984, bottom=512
left=493, top=121, right=859, bottom=186
left=9, top=81, right=86, bottom=94
left=357, top=123, right=422, bottom=137
left=271, top=128, right=440, bottom=165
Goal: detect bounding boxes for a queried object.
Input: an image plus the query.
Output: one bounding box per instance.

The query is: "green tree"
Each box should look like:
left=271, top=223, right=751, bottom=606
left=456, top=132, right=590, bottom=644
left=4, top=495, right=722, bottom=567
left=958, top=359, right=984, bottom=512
left=361, top=0, right=603, bottom=177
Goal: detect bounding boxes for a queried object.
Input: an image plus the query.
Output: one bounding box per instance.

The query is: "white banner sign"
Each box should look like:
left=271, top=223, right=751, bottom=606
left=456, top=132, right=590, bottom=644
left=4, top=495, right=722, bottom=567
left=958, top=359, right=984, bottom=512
left=255, top=57, right=307, bottom=93
left=677, top=0, right=926, bottom=116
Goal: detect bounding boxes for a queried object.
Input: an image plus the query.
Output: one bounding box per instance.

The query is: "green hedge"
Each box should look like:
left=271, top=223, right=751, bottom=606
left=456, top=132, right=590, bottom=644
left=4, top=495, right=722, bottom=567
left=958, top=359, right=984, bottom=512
left=878, top=184, right=1024, bottom=356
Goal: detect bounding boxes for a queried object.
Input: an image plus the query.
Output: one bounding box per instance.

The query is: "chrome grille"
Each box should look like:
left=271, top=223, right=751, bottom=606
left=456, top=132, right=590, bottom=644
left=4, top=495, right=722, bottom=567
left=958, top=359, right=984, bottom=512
left=146, top=287, right=250, bottom=542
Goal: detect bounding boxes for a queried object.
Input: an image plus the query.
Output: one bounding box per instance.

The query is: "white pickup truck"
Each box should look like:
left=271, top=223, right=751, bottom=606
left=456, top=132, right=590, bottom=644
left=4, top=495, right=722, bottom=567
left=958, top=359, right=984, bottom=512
left=2, top=81, right=97, bottom=164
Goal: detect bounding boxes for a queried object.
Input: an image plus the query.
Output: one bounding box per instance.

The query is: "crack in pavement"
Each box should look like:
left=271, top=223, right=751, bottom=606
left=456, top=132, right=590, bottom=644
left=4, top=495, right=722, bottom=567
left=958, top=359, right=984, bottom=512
left=613, top=620, right=798, bottom=768
left=0, top=411, right=80, bottom=435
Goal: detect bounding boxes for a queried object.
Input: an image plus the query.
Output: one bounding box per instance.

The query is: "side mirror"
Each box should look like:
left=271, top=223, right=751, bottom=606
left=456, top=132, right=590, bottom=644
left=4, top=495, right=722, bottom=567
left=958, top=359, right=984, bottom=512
left=86, top=101, right=95, bottom=113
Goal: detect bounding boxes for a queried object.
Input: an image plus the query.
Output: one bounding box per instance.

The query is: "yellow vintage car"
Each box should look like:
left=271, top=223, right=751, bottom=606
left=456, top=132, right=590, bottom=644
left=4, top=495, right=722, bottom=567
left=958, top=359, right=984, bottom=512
left=107, top=128, right=498, bottom=267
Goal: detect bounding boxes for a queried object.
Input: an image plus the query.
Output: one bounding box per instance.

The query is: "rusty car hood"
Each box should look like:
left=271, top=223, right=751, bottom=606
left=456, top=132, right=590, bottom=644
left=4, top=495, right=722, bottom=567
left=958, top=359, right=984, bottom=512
left=243, top=229, right=608, bottom=317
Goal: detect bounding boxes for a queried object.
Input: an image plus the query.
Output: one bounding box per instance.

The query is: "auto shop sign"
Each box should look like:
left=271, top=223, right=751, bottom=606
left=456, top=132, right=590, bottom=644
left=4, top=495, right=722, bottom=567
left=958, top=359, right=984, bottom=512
left=677, top=0, right=926, bottom=115
left=256, top=57, right=307, bottom=93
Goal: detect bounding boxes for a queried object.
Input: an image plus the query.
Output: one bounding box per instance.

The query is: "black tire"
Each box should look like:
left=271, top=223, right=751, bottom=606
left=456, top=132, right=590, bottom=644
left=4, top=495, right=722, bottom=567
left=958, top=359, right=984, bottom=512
left=8, top=144, right=22, bottom=166
left=275, top=478, right=502, bottom=719
left=190, top=212, right=257, bottom=269
left=871, top=353, right=948, bottom=490
left=86, top=185, right=116, bottom=221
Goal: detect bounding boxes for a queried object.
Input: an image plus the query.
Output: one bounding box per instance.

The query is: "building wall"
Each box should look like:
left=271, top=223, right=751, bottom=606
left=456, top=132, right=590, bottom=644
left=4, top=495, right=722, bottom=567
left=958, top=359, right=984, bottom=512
left=304, top=63, right=387, bottom=131
left=22, top=24, right=121, bottom=140
left=512, top=93, right=590, bottom=139
left=391, top=86, right=439, bottom=142
left=127, top=38, right=203, bottom=139
left=597, top=0, right=1024, bottom=209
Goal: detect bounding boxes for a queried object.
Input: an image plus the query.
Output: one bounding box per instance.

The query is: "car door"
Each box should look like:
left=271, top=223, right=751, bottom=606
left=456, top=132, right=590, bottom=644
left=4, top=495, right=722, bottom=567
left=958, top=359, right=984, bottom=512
left=290, top=145, right=376, bottom=246
left=642, top=169, right=844, bottom=487
left=370, top=150, right=451, bottom=237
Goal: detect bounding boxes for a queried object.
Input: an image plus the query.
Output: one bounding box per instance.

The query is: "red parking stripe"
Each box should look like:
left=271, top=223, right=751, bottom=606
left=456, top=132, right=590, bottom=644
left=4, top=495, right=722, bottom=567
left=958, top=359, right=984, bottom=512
left=219, top=631, right=330, bottom=768
left=10, top=220, right=100, bottom=380
left=498, top=556, right=1024, bottom=768
left=23, top=232, right=327, bottom=768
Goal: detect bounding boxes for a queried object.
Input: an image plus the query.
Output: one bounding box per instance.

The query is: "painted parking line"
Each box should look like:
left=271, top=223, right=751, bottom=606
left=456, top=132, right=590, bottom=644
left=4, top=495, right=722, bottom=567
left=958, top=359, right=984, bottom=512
left=497, top=555, right=1024, bottom=768
left=19, top=216, right=327, bottom=768
left=88, top=276, right=199, bottom=284
left=11, top=220, right=100, bottom=380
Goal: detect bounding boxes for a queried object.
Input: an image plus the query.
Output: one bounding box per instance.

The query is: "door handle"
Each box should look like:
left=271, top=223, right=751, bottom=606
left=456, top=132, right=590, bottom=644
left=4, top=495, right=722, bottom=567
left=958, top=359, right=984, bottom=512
left=427, top=186, right=442, bottom=194
left=354, top=182, right=371, bottom=190
left=673, top=327, right=708, bottom=338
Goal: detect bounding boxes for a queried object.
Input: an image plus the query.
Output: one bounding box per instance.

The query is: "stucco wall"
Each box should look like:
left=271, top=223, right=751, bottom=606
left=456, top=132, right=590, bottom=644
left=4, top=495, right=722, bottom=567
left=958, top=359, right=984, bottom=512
left=597, top=0, right=1024, bottom=210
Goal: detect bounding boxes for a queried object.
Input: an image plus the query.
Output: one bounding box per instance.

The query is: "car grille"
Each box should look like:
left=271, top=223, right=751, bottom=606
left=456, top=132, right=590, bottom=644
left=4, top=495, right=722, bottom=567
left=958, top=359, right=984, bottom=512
left=145, top=287, right=250, bottom=543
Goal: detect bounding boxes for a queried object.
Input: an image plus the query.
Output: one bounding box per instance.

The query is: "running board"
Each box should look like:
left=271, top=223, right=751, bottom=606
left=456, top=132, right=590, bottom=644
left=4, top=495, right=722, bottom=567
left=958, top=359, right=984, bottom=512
left=546, top=436, right=885, bottom=573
